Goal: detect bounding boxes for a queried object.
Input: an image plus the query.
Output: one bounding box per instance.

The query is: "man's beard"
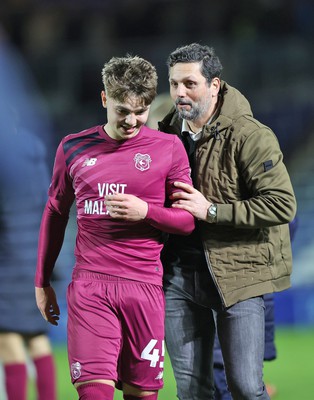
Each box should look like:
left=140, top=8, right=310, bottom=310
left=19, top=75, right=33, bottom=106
left=175, top=98, right=208, bottom=122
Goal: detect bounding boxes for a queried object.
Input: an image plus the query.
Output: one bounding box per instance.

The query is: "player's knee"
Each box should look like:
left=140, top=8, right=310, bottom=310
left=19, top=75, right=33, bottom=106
left=77, top=382, right=114, bottom=400
left=122, top=382, right=158, bottom=400
left=123, top=393, right=158, bottom=400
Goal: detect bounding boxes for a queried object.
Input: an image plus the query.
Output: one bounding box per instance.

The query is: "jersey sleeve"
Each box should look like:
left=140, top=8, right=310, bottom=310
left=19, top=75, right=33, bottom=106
left=35, top=141, right=75, bottom=287
left=145, top=135, right=195, bottom=235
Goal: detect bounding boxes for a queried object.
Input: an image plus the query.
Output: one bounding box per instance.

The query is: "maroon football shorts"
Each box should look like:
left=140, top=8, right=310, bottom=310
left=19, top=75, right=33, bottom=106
left=67, top=270, right=165, bottom=391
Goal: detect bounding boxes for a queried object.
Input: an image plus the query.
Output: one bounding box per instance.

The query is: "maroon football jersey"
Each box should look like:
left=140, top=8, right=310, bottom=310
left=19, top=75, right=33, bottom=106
left=35, top=125, right=194, bottom=287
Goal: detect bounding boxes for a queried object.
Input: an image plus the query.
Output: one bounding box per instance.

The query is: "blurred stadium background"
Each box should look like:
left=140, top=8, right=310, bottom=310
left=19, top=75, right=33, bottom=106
left=1, top=0, right=314, bottom=398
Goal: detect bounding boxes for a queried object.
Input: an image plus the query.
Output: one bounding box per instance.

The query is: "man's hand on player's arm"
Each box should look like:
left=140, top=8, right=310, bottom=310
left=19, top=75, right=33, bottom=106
left=170, top=181, right=211, bottom=221
left=35, top=286, right=60, bottom=326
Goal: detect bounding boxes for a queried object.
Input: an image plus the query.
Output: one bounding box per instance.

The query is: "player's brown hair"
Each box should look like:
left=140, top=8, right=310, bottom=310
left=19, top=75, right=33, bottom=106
left=102, top=55, right=158, bottom=106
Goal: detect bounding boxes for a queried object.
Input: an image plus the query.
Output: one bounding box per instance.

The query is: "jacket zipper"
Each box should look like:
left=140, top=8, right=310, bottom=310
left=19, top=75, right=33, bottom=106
left=202, top=242, right=227, bottom=308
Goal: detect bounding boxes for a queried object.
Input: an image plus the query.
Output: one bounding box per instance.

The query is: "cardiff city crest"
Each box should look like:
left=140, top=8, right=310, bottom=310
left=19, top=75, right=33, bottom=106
left=134, top=153, right=152, bottom=171
left=71, top=362, right=82, bottom=379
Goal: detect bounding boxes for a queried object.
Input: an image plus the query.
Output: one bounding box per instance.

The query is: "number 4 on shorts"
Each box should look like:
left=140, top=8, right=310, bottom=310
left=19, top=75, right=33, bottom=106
left=141, top=339, right=165, bottom=368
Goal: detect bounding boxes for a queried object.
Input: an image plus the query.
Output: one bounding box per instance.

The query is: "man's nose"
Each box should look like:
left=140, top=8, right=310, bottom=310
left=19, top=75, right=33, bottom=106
left=175, top=83, right=186, bottom=97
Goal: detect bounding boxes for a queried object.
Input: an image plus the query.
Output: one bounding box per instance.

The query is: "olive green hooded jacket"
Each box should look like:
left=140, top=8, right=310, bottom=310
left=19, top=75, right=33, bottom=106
left=159, top=81, right=297, bottom=307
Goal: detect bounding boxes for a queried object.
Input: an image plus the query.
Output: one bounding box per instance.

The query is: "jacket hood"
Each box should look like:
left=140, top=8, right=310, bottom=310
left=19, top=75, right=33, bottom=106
left=218, top=81, right=253, bottom=124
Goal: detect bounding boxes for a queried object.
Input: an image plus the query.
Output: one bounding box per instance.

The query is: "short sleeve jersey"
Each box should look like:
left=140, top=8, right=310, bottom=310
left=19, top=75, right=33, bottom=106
left=37, top=125, right=192, bottom=286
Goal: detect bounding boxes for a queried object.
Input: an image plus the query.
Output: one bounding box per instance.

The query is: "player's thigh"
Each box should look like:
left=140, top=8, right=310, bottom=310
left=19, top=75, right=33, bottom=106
left=119, top=282, right=165, bottom=391
left=27, top=333, right=52, bottom=358
left=0, top=332, right=26, bottom=363
left=67, top=279, right=121, bottom=384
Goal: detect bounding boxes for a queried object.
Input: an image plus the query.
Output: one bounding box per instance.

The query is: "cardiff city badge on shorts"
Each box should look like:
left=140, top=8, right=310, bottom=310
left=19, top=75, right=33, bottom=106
left=71, top=361, right=82, bottom=379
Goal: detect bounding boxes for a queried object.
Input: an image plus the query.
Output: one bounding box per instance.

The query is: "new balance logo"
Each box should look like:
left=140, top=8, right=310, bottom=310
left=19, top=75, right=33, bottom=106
left=82, top=158, right=97, bottom=167
left=155, top=371, right=163, bottom=380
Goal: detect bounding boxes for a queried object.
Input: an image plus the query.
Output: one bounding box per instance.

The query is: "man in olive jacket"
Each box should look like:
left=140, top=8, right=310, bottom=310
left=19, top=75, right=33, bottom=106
left=159, top=43, right=296, bottom=400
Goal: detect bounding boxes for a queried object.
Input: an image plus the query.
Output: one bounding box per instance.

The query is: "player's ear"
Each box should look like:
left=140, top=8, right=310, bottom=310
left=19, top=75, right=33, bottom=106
left=101, top=91, right=107, bottom=108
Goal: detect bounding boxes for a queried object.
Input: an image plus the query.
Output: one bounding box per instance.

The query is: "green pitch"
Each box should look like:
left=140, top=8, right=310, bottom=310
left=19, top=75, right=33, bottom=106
left=27, top=327, right=314, bottom=399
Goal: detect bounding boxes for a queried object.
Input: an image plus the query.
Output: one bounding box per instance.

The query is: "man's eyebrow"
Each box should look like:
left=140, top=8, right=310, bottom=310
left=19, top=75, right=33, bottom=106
left=170, top=75, right=197, bottom=82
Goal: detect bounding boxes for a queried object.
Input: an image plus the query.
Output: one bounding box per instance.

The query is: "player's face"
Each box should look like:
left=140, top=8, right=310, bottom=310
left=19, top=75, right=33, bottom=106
left=101, top=92, right=150, bottom=141
left=169, top=62, right=220, bottom=125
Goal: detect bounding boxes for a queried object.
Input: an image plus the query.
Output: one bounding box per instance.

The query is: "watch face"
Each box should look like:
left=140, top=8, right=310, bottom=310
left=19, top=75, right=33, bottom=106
left=209, top=205, right=216, bottom=215
left=207, top=204, right=217, bottom=221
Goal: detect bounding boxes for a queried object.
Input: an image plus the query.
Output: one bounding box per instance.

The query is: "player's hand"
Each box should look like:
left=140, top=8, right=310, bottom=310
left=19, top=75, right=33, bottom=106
left=105, top=193, right=148, bottom=221
left=170, top=181, right=211, bottom=221
left=35, top=286, right=60, bottom=326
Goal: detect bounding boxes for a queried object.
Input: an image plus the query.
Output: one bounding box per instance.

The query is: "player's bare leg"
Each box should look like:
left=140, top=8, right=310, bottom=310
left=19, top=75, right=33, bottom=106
left=123, top=383, right=158, bottom=399
left=0, top=333, right=27, bottom=399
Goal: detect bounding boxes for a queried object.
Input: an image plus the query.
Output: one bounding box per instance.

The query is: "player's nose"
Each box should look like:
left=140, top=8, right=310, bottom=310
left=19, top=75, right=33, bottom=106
left=125, top=113, right=136, bottom=125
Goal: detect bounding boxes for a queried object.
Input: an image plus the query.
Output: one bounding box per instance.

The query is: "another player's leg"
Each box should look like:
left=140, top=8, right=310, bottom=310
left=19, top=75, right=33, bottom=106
left=28, top=333, right=57, bottom=400
left=0, top=332, right=28, bottom=400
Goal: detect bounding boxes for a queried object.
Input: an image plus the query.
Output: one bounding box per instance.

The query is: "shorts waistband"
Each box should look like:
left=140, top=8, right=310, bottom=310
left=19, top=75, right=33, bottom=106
left=72, top=269, right=131, bottom=282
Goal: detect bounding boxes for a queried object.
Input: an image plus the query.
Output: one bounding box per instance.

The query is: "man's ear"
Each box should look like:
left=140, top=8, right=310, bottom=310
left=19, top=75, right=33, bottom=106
left=211, top=77, right=221, bottom=96
left=101, top=90, right=107, bottom=108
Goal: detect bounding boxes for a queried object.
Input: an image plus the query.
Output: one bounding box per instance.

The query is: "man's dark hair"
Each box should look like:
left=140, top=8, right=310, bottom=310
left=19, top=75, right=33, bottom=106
left=167, top=43, right=223, bottom=84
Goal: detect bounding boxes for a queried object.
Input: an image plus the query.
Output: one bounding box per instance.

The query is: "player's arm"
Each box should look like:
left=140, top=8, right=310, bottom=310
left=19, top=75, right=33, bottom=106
left=105, top=192, right=194, bottom=235
left=35, top=142, right=75, bottom=324
left=146, top=135, right=195, bottom=234
left=35, top=196, right=72, bottom=287
left=145, top=202, right=195, bottom=235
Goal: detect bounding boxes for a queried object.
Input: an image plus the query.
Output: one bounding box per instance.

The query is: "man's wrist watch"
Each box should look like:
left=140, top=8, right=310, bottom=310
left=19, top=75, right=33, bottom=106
left=207, top=203, right=217, bottom=223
